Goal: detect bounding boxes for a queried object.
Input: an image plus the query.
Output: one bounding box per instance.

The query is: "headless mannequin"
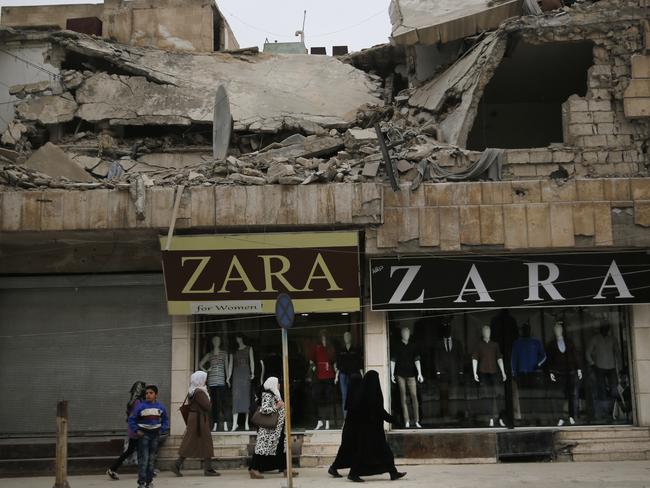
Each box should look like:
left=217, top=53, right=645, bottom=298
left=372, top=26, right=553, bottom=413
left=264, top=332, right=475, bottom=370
left=227, top=335, right=255, bottom=431
left=472, top=325, right=507, bottom=427
left=390, top=327, right=424, bottom=428
left=334, top=331, right=363, bottom=417
left=511, top=323, right=546, bottom=420
left=435, top=324, right=464, bottom=418
left=199, top=336, right=231, bottom=431
left=549, top=322, right=582, bottom=426
left=310, top=332, right=335, bottom=430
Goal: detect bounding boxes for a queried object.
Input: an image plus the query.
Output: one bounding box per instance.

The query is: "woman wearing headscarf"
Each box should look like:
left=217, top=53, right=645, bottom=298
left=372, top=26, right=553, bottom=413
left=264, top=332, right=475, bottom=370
left=347, top=370, right=406, bottom=482
left=249, top=377, right=298, bottom=479
left=107, top=381, right=146, bottom=480
left=327, top=372, right=363, bottom=478
left=171, top=371, right=219, bottom=477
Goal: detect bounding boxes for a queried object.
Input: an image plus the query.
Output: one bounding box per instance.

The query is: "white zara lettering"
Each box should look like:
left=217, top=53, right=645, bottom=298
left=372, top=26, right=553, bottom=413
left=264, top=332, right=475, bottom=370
left=388, top=266, right=424, bottom=304
left=524, top=262, right=565, bottom=302
left=453, top=264, right=494, bottom=303
left=594, top=260, right=634, bottom=299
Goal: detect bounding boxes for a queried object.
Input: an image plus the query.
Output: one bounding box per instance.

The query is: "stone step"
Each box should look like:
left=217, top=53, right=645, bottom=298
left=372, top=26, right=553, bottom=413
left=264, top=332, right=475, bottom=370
left=0, top=456, right=135, bottom=477
left=159, top=446, right=250, bottom=458
left=301, top=445, right=340, bottom=456
left=556, top=428, right=650, bottom=441
left=299, top=454, right=335, bottom=468
left=572, top=451, right=650, bottom=462
left=571, top=439, right=650, bottom=454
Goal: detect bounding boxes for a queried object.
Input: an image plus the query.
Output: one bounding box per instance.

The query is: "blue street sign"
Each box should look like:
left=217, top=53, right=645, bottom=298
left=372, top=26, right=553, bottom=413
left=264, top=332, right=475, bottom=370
left=275, top=293, right=295, bottom=330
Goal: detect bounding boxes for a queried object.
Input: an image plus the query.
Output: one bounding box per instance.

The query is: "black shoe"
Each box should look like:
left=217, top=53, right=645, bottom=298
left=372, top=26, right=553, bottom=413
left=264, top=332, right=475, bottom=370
left=390, top=471, right=406, bottom=481
left=348, top=474, right=365, bottom=482
left=328, top=465, right=342, bottom=478
left=171, top=461, right=182, bottom=477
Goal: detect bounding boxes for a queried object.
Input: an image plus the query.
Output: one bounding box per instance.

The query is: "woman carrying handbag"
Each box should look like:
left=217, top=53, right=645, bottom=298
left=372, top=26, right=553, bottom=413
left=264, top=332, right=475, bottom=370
left=171, top=371, right=220, bottom=477
left=249, top=377, right=298, bottom=479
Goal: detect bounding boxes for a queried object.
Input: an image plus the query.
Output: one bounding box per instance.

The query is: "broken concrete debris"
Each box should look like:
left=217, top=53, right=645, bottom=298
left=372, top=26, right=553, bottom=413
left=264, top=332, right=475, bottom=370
left=1, top=0, right=648, bottom=194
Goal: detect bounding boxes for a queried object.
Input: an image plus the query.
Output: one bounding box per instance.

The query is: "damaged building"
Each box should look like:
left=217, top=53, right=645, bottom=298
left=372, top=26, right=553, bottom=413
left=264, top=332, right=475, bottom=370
left=1, top=0, right=650, bottom=476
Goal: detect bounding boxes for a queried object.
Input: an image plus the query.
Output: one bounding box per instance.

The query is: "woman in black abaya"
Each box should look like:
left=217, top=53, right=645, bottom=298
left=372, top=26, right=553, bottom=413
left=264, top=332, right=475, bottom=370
left=327, top=372, right=363, bottom=478
left=347, top=370, right=406, bottom=482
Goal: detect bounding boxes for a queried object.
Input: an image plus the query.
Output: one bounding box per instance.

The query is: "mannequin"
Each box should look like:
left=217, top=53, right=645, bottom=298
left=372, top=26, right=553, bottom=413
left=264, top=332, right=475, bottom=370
left=199, top=336, right=231, bottom=431
left=511, top=322, right=546, bottom=420
left=334, top=331, right=363, bottom=418
left=309, top=330, right=336, bottom=430
left=490, top=309, right=519, bottom=427
left=434, top=322, right=464, bottom=418
left=228, top=334, right=255, bottom=431
left=472, top=325, right=507, bottom=427
left=390, top=327, right=424, bottom=428
left=546, top=321, right=582, bottom=426
left=586, top=323, right=620, bottom=420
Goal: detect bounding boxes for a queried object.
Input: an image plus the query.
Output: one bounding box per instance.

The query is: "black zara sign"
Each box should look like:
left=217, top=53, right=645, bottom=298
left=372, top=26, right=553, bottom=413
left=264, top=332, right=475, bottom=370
left=370, top=251, right=650, bottom=311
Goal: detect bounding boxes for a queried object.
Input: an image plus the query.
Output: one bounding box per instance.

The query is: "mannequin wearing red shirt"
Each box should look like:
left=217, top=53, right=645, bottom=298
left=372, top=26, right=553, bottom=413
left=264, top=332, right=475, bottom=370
left=309, top=330, right=336, bottom=430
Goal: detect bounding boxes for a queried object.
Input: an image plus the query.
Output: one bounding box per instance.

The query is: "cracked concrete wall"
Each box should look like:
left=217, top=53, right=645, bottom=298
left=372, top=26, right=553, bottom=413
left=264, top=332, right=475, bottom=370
left=0, top=4, right=103, bottom=30
left=0, top=42, right=60, bottom=134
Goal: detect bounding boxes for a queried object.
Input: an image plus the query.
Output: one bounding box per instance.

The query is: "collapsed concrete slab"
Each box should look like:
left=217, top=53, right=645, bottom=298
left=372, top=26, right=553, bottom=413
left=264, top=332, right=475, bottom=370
left=24, top=142, right=95, bottom=182
left=408, top=32, right=506, bottom=146
left=389, top=0, right=522, bottom=45
left=53, top=33, right=383, bottom=132
left=16, top=94, right=78, bottom=125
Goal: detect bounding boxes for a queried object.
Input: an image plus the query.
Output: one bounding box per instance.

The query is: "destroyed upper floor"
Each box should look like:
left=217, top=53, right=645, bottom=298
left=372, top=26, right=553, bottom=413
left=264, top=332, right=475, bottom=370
left=1, top=0, right=650, bottom=193
left=0, top=0, right=239, bottom=53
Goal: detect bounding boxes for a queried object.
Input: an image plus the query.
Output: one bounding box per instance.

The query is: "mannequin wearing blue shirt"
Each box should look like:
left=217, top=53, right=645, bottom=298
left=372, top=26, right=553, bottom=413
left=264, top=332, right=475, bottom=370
left=511, top=323, right=546, bottom=421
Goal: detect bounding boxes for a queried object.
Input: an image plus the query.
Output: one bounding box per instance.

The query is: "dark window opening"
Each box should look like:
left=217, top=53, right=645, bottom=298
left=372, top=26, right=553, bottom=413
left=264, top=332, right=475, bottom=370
left=61, top=51, right=136, bottom=78
left=467, top=39, right=594, bottom=151
left=213, top=7, right=222, bottom=51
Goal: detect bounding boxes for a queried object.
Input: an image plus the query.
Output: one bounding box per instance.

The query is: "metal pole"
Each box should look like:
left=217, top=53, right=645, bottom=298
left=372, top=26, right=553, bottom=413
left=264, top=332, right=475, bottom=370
left=53, top=401, right=70, bottom=488
left=282, top=328, right=293, bottom=488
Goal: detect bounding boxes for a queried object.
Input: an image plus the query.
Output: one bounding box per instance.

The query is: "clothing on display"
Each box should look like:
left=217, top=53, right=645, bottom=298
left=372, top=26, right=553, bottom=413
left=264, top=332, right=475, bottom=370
left=232, top=346, right=252, bottom=414
left=434, top=335, right=464, bottom=417
left=472, top=341, right=503, bottom=374
left=511, top=337, right=546, bottom=375
left=391, top=341, right=420, bottom=377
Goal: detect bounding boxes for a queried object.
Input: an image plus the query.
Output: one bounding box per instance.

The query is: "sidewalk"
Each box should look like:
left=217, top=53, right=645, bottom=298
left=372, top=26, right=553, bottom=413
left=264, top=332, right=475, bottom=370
left=3, top=461, right=650, bottom=488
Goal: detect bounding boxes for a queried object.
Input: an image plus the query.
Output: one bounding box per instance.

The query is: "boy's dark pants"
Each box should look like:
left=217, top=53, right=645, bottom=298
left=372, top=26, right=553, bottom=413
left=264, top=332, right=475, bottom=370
left=137, top=430, right=160, bottom=485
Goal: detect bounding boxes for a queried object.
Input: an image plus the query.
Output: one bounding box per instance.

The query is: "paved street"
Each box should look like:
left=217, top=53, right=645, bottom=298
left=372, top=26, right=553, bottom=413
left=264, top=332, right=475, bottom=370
left=3, top=461, right=650, bottom=488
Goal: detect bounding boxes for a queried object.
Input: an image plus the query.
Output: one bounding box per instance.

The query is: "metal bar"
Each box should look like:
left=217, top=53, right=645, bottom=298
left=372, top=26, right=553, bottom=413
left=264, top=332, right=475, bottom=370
left=53, top=401, right=70, bottom=488
left=374, top=123, right=400, bottom=192
left=282, top=328, right=294, bottom=488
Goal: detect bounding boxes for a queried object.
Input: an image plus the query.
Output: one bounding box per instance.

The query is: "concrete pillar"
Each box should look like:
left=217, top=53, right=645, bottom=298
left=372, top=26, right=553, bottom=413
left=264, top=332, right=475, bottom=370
left=170, top=315, right=193, bottom=436
left=632, top=304, right=650, bottom=426
left=364, top=308, right=391, bottom=422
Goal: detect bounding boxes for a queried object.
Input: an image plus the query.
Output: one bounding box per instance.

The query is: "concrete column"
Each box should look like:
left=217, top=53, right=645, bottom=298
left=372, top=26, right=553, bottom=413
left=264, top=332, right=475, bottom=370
left=170, top=315, right=193, bottom=436
left=364, top=308, right=391, bottom=422
left=632, top=304, right=650, bottom=426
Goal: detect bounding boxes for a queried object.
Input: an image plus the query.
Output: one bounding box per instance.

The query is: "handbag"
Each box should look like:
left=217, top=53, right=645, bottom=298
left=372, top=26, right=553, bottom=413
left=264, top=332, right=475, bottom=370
left=251, top=406, right=279, bottom=429
left=179, top=395, right=190, bottom=425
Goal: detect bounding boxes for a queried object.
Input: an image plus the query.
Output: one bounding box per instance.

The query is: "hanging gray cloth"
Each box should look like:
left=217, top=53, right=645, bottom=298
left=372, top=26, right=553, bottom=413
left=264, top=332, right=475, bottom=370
left=522, top=0, right=544, bottom=15
left=428, top=148, right=504, bottom=182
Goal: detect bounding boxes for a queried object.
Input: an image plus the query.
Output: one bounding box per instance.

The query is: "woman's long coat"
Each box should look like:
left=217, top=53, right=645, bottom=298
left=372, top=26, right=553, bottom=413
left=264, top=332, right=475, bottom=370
left=178, top=389, right=214, bottom=459
left=254, top=391, right=286, bottom=456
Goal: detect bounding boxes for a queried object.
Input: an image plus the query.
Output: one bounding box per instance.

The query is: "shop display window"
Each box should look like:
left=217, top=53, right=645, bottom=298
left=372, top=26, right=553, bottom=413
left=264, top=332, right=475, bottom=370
left=388, top=306, right=633, bottom=429
left=193, top=313, right=363, bottom=432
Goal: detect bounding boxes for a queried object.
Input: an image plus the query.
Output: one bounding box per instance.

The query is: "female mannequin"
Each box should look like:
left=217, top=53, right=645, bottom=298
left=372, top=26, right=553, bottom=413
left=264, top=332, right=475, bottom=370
left=309, top=330, right=336, bottom=430
left=199, top=336, right=231, bottom=431
left=546, top=321, right=582, bottom=426
left=390, top=327, right=424, bottom=428
left=228, top=334, right=255, bottom=431
left=472, top=325, right=507, bottom=427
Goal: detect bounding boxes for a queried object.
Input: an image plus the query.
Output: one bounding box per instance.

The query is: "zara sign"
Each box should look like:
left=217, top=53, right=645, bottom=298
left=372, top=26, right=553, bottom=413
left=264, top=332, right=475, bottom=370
left=370, top=251, right=650, bottom=311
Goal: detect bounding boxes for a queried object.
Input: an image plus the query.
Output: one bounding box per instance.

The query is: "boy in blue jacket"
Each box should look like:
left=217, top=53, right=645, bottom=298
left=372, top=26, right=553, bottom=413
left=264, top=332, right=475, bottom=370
left=128, top=385, right=169, bottom=488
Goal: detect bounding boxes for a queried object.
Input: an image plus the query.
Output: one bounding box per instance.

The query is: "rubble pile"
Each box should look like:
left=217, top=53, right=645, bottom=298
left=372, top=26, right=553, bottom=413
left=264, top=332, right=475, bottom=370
left=1, top=0, right=649, bottom=192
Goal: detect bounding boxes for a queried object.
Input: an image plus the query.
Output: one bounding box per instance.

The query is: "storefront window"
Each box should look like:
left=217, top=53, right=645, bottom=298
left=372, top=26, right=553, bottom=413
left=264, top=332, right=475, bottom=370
left=194, top=313, right=363, bottom=432
left=388, top=306, right=633, bottom=429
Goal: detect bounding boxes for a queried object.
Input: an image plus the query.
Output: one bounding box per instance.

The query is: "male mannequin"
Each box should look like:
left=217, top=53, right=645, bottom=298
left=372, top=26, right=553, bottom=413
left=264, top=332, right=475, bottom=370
left=390, top=327, right=424, bottom=428
left=586, top=323, right=620, bottom=420
left=434, top=322, right=464, bottom=418
left=472, top=325, right=507, bottom=427
left=511, top=322, right=546, bottom=421
left=545, top=321, right=582, bottom=426
left=334, top=331, right=363, bottom=418
left=227, top=334, right=255, bottom=431
left=199, top=336, right=231, bottom=431
left=309, top=330, right=336, bottom=430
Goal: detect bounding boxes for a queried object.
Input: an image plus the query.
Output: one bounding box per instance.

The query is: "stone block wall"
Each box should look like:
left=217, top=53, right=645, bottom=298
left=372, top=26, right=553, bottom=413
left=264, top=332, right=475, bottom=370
left=370, top=179, right=650, bottom=254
